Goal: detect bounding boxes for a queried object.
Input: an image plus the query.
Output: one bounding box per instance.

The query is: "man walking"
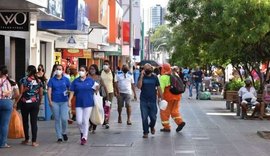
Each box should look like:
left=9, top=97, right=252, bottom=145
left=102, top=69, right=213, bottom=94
left=193, top=67, right=204, bottom=99
left=101, top=60, right=115, bottom=129
left=137, top=63, right=163, bottom=138
left=159, top=63, right=186, bottom=133
left=114, top=65, right=137, bottom=125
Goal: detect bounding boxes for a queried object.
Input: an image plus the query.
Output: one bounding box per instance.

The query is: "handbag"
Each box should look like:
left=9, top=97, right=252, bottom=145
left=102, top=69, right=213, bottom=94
left=8, top=109, right=25, bottom=139
left=90, top=92, right=105, bottom=125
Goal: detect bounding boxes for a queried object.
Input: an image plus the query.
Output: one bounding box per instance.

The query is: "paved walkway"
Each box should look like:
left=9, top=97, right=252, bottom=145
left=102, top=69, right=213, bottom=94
left=2, top=90, right=270, bottom=156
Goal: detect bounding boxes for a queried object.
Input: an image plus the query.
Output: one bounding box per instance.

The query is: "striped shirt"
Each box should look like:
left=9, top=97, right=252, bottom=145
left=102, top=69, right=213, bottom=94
left=0, top=78, right=12, bottom=99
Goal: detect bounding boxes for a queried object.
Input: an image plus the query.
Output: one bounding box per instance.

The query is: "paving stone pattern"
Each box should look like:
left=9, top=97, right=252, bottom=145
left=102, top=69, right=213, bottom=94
left=2, top=90, right=270, bottom=156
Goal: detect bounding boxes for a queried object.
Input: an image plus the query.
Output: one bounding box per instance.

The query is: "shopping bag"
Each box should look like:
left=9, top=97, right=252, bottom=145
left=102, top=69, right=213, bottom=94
left=90, top=93, right=105, bottom=125
left=159, top=100, right=168, bottom=110
left=8, top=109, right=25, bottom=139
left=104, top=100, right=111, bottom=121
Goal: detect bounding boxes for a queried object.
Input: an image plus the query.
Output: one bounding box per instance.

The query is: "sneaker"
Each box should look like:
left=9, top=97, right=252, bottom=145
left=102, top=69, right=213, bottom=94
left=57, top=139, right=63, bottom=143
left=176, top=122, right=186, bottom=132
left=81, top=138, right=87, bottom=145
left=142, top=133, right=148, bottom=138
left=160, top=128, right=171, bottom=132
left=62, top=134, right=68, bottom=141
left=105, top=124, right=110, bottom=129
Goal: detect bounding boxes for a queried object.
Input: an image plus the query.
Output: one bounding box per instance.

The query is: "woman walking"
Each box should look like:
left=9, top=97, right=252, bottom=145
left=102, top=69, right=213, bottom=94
left=68, top=65, right=98, bottom=145
left=19, top=65, right=43, bottom=147
left=0, top=65, right=19, bottom=148
left=47, top=64, right=70, bottom=143
left=88, top=64, right=108, bottom=133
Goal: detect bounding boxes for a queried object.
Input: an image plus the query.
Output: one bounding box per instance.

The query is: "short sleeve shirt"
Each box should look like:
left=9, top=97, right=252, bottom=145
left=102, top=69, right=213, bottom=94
left=140, top=74, right=160, bottom=103
left=115, top=71, right=134, bottom=95
left=20, top=76, right=42, bottom=103
left=238, top=86, right=257, bottom=98
left=0, top=78, right=12, bottom=99
left=101, top=70, right=114, bottom=93
left=47, top=76, right=70, bottom=102
left=70, top=77, right=95, bottom=107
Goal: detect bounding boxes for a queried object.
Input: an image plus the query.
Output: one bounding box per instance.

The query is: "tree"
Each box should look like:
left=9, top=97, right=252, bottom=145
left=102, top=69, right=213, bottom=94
left=166, top=0, right=270, bottom=90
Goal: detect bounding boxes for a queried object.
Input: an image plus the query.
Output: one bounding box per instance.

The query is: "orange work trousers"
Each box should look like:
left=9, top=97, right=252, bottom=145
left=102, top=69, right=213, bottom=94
left=160, top=100, right=183, bottom=130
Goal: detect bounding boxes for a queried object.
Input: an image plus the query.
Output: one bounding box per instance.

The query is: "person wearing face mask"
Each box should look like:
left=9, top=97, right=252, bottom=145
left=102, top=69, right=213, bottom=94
left=137, top=63, right=163, bottom=138
left=18, top=65, right=43, bottom=147
left=88, top=64, right=108, bottom=133
left=69, top=65, right=99, bottom=145
left=114, top=64, right=137, bottom=125
left=238, top=78, right=260, bottom=119
left=100, top=60, right=115, bottom=129
left=47, top=65, right=71, bottom=143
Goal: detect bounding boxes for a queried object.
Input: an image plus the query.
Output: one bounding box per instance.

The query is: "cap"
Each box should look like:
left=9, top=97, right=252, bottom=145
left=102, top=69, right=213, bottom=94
left=161, top=63, right=171, bottom=75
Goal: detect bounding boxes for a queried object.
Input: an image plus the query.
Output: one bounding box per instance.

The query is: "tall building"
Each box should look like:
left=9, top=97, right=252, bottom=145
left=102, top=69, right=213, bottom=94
left=150, top=4, right=165, bottom=29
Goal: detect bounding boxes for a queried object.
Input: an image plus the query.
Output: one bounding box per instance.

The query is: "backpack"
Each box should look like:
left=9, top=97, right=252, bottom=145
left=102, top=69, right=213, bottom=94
left=169, top=74, right=185, bottom=95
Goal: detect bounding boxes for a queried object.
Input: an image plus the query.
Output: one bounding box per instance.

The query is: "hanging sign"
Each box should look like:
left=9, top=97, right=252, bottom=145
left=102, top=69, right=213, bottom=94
left=0, top=12, right=29, bottom=31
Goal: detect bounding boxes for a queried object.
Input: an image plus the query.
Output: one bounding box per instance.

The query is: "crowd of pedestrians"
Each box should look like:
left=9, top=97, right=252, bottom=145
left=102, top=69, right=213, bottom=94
left=0, top=61, right=188, bottom=148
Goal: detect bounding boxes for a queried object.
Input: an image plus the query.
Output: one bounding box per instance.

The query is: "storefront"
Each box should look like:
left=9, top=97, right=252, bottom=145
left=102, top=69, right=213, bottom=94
left=38, top=0, right=90, bottom=71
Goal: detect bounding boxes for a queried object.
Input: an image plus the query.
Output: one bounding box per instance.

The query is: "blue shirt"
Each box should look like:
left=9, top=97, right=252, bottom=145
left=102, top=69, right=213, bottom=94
left=140, top=74, right=160, bottom=103
left=70, top=77, right=95, bottom=108
left=47, top=76, right=70, bottom=102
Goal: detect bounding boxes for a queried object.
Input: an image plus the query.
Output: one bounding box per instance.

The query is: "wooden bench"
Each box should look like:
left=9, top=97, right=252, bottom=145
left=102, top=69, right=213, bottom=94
left=226, top=92, right=262, bottom=116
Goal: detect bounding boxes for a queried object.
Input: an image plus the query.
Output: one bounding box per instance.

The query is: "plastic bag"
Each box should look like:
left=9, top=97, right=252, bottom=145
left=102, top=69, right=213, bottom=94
left=90, top=93, right=105, bottom=125
left=8, top=109, right=25, bottom=139
left=104, top=100, right=111, bottom=121
left=159, top=100, right=168, bottom=110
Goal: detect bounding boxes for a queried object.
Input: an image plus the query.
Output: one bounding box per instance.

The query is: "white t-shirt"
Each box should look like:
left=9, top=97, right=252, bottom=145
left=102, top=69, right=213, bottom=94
left=115, top=72, right=134, bottom=95
left=238, top=86, right=257, bottom=99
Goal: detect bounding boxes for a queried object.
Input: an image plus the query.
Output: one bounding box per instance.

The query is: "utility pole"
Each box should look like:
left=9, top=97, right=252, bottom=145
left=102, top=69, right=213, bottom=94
left=129, top=0, right=133, bottom=71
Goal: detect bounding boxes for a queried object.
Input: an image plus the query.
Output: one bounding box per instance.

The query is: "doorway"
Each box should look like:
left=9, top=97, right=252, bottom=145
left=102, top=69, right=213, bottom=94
left=0, top=35, right=4, bottom=64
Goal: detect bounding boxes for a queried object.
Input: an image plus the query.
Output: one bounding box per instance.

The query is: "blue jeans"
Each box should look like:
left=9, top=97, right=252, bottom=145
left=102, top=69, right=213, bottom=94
left=195, top=82, right=202, bottom=98
left=188, top=84, right=193, bottom=97
left=140, top=100, right=158, bottom=134
left=52, top=102, right=69, bottom=139
left=0, top=99, right=12, bottom=147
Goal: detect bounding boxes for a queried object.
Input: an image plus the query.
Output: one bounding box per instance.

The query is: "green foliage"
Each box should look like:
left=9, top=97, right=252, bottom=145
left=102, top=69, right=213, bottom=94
left=227, top=79, right=244, bottom=91
left=166, top=0, right=270, bottom=67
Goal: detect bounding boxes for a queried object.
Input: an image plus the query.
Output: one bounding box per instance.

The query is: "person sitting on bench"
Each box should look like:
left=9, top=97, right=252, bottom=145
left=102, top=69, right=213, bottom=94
left=238, top=78, right=261, bottom=119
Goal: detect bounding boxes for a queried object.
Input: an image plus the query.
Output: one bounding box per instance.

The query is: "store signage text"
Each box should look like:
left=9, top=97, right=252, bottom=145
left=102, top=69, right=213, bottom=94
left=0, top=12, right=29, bottom=31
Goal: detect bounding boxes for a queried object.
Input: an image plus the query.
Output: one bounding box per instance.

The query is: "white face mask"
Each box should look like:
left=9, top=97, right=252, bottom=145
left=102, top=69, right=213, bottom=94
left=103, top=65, right=109, bottom=70
left=56, top=70, right=63, bottom=76
left=79, top=71, right=86, bottom=77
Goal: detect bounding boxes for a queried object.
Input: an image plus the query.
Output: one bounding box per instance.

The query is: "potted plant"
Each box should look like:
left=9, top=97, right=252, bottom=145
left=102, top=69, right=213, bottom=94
left=225, top=79, right=244, bottom=102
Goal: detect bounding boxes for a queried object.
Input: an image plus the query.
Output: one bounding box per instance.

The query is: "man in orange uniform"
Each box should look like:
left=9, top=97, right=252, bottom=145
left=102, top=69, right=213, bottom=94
left=159, top=63, right=186, bottom=132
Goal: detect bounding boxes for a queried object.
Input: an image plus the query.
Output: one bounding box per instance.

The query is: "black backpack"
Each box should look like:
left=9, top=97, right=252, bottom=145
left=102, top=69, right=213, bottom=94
left=169, top=74, right=185, bottom=95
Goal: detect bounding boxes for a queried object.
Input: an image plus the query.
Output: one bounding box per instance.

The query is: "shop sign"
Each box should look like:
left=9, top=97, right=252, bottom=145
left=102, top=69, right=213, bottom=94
left=56, top=35, right=88, bottom=49
left=0, top=12, right=29, bottom=31
left=54, top=52, right=62, bottom=64
left=62, top=49, right=84, bottom=58
left=93, top=52, right=105, bottom=59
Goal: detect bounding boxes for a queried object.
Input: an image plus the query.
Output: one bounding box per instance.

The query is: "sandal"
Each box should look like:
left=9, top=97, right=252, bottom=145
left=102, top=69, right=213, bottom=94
left=127, top=121, right=132, bottom=125
left=32, top=142, right=39, bottom=147
left=21, top=140, right=30, bottom=145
